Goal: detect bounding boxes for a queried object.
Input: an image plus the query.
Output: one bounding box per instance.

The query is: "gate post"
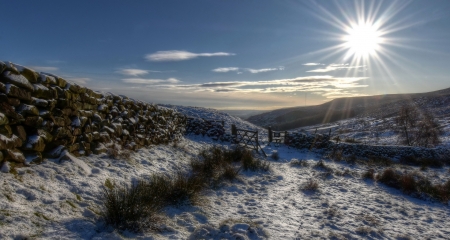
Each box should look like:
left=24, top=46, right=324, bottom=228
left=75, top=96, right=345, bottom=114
left=268, top=127, right=273, bottom=143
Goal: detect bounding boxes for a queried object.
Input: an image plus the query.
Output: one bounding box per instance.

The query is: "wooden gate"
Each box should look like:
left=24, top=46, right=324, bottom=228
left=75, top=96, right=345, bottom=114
left=231, top=124, right=266, bottom=157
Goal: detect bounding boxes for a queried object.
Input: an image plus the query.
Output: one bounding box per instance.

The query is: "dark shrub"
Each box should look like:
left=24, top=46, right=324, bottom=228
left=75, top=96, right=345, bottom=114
left=271, top=151, right=280, bottom=161
left=165, top=171, right=204, bottom=206
left=399, top=173, right=417, bottom=193
left=241, top=150, right=270, bottom=171
left=221, top=164, right=241, bottom=181
left=290, top=159, right=309, bottom=167
left=362, top=169, right=375, bottom=180
left=101, top=181, right=161, bottom=232
left=377, top=168, right=400, bottom=188
left=301, top=178, right=319, bottom=191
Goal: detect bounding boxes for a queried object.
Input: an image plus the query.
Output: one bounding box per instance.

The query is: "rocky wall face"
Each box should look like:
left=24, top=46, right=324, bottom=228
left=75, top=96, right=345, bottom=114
left=185, top=117, right=232, bottom=142
left=0, top=61, right=187, bottom=168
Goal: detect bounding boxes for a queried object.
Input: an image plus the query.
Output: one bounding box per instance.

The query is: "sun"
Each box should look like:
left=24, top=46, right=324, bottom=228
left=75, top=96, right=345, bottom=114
left=344, top=22, right=382, bottom=58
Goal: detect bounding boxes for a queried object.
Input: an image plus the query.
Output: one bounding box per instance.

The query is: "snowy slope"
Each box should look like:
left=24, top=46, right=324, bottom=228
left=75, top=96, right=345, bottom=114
left=1, top=105, right=449, bottom=239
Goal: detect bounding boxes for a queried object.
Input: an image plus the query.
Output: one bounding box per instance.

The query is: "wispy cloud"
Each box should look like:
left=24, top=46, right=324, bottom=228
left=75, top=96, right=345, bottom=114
left=212, top=67, right=284, bottom=74
left=303, top=63, right=322, bottom=66
left=117, top=68, right=150, bottom=76
left=30, top=66, right=59, bottom=72
left=307, top=63, right=364, bottom=73
left=67, top=77, right=90, bottom=85
left=212, top=67, right=240, bottom=73
left=122, top=78, right=180, bottom=84
left=146, top=50, right=235, bottom=61
left=246, top=67, right=284, bottom=73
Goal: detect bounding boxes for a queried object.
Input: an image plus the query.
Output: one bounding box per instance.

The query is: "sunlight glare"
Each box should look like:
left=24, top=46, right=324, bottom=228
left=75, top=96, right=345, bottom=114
left=344, top=22, right=382, bottom=58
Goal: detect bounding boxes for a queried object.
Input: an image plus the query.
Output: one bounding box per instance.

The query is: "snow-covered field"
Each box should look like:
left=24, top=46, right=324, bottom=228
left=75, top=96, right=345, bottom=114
left=1, top=106, right=449, bottom=239
left=295, top=116, right=450, bottom=148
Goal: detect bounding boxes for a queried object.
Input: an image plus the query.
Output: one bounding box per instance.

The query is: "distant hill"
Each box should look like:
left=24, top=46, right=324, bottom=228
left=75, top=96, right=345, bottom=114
left=248, top=87, right=450, bottom=130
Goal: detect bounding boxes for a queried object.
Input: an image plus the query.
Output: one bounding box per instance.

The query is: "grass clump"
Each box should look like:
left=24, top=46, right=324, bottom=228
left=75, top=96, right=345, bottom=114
left=165, top=171, right=204, bottom=206
left=107, top=144, right=131, bottom=160
left=362, top=169, right=375, bottom=180
left=34, top=212, right=51, bottom=221
left=290, top=159, right=309, bottom=167
left=102, top=180, right=163, bottom=232
left=314, top=160, right=334, bottom=173
left=301, top=178, right=319, bottom=191
left=241, top=150, right=270, bottom=171
left=376, top=168, right=400, bottom=188
left=326, top=149, right=343, bottom=161
left=270, top=151, right=280, bottom=161
left=104, top=178, right=114, bottom=190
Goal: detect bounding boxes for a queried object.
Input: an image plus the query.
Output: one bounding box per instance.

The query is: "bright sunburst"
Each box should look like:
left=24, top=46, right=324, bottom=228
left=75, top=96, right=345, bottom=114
left=344, top=21, right=382, bottom=58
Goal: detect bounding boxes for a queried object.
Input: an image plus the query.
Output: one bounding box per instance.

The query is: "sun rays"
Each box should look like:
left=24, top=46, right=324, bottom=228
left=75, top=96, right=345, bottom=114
left=343, top=21, right=383, bottom=60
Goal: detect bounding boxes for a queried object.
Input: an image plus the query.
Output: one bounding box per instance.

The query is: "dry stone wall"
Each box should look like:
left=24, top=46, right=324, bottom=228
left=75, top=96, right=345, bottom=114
left=286, top=131, right=450, bottom=160
left=0, top=61, right=186, bottom=168
left=185, top=117, right=232, bottom=141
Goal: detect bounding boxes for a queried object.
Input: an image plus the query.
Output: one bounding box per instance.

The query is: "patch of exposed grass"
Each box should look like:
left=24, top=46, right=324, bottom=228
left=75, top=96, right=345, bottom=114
left=270, top=151, right=279, bottom=161
left=73, top=193, right=82, bottom=201
left=241, top=152, right=270, bottom=171
left=66, top=200, right=77, bottom=209
left=301, top=178, right=319, bottom=191
left=107, top=144, right=131, bottom=160
left=4, top=193, right=15, bottom=202
left=315, top=160, right=334, bottom=173
left=104, top=178, right=114, bottom=190
left=362, top=169, right=375, bottom=180
left=102, top=180, right=164, bottom=232
left=290, top=159, right=309, bottom=167
left=355, top=226, right=374, bottom=235
left=165, top=171, right=204, bottom=206
left=221, top=164, right=241, bottom=181
left=34, top=212, right=51, bottom=221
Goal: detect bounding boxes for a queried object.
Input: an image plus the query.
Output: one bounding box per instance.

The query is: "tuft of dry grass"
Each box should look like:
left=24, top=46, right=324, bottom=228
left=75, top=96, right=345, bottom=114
left=290, top=159, right=309, bottom=167
left=301, top=178, right=319, bottom=191
left=362, top=169, right=375, bottom=180
left=270, top=151, right=280, bottom=161
left=376, top=168, right=400, bottom=188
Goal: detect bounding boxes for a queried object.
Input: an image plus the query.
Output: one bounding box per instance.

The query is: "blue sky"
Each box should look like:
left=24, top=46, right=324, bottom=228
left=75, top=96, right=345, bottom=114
left=2, top=0, right=450, bottom=110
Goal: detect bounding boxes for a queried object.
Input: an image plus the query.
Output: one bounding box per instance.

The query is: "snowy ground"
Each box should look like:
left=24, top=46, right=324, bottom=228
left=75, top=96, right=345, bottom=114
left=1, top=107, right=450, bottom=239
left=294, top=116, right=450, bottom=148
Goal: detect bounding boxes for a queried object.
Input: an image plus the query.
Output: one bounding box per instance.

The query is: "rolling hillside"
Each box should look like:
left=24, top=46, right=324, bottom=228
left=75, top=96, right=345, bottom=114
left=248, top=87, right=450, bottom=130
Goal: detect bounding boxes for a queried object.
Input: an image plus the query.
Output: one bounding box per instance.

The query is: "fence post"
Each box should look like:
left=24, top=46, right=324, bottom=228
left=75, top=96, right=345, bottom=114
left=268, top=127, right=273, bottom=143
left=221, top=120, right=224, bottom=126
left=231, top=124, right=237, bottom=136
left=284, top=131, right=288, bottom=144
